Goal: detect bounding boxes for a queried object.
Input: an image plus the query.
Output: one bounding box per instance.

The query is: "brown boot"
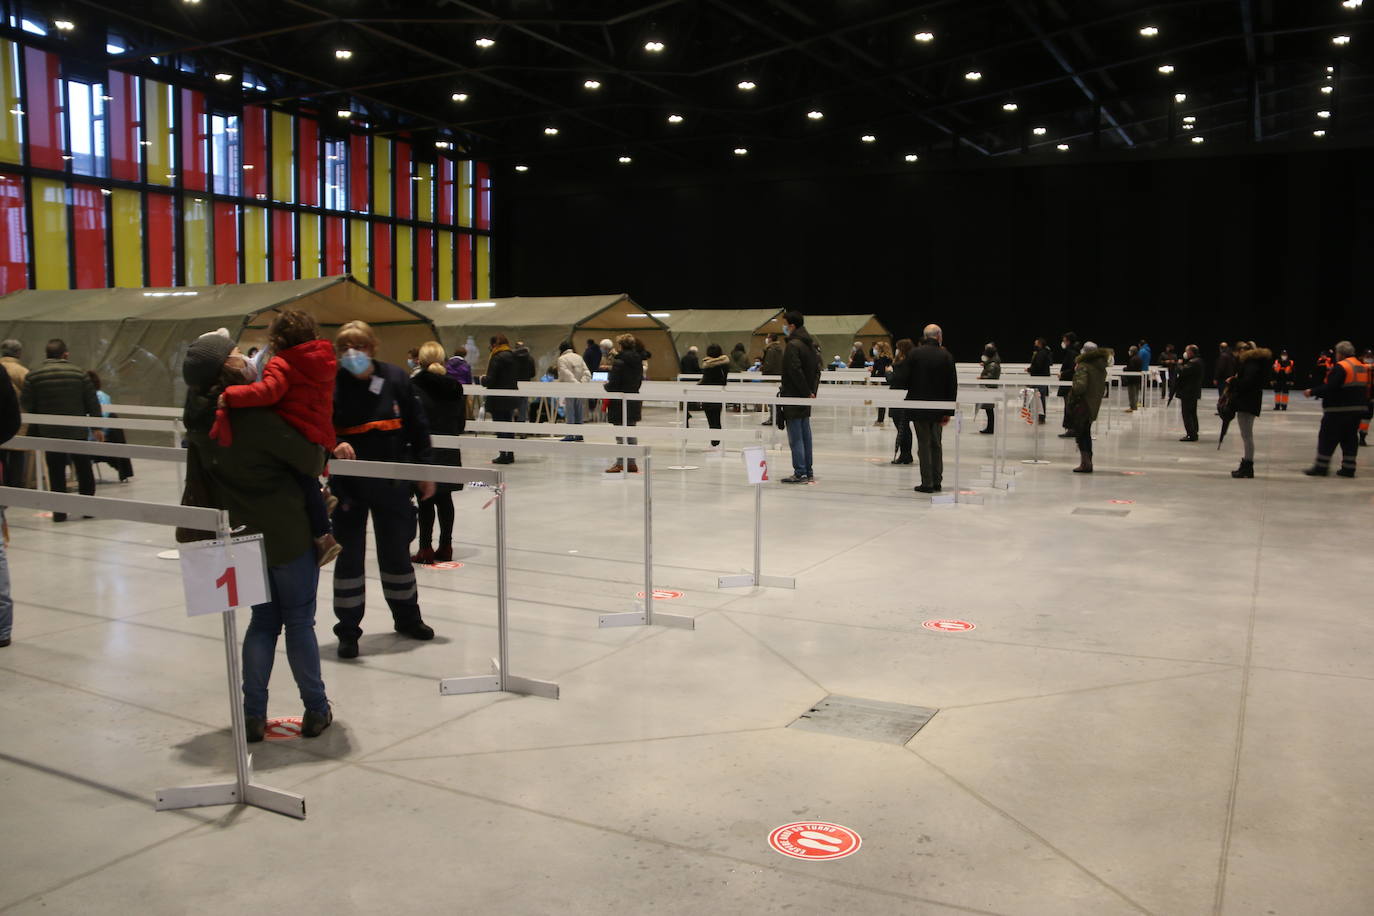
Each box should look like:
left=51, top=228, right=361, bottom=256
left=1072, top=450, right=1093, bottom=473
left=627, top=460, right=640, bottom=473
left=604, top=463, right=624, bottom=474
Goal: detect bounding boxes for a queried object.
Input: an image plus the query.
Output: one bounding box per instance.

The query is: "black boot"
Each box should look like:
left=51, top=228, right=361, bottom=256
left=1231, top=459, right=1254, bottom=479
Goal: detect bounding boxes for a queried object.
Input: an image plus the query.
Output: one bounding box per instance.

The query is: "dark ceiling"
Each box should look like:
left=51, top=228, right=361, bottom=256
left=12, top=0, right=1374, bottom=173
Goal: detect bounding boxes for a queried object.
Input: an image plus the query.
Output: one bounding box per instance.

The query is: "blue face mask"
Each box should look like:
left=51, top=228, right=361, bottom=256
left=340, top=348, right=371, bottom=377
left=783, top=326, right=792, bottom=337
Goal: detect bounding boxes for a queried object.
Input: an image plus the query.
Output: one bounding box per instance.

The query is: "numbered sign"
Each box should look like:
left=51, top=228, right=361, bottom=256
left=742, top=445, right=770, bottom=485
left=179, top=534, right=269, bottom=617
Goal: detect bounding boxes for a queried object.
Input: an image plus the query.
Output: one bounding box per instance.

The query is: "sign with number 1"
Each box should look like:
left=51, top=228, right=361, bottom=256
left=179, top=534, right=269, bottom=617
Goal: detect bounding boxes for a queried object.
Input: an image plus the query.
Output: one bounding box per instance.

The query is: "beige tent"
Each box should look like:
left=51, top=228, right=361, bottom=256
left=803, top=314, right=892, bottom=366
left=659, top=309, right=784, bottom=368
left=0, top=275, right=434, bottom=407
left=407, top=294, right=678, bottom=380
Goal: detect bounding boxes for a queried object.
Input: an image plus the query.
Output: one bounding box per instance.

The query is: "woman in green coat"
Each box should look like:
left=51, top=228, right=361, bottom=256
left=1067, top=342, right=1112, bottom=473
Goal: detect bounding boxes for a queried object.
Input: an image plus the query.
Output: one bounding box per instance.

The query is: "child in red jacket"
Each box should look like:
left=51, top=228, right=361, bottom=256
left=216, top=309, right=340, bottom=565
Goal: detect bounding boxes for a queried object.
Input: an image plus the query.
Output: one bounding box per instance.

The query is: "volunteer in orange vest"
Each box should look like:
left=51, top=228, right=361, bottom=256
left=1270, top=349, right=1295, bottom=411
left=1304, top=340, right=1370, bottom=478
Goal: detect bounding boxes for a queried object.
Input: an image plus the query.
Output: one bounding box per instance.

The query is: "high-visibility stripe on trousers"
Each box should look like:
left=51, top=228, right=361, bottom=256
left=331, top=478, right=424, bottom=641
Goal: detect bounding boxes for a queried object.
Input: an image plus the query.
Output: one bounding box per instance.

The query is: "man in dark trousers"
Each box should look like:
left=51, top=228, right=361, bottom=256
left=778, top=311, right=821, bottom=483
left=20, top=338, right=104, bottom=521
left=1175, top=344, right=1204, bottom=442
left=1056, top=332, right=1081, bottom=438
left=1304, top=340, right=1370, bottom=478
left=906, top=324, right=958, bottom=494
left=1027, top=336, right=1053, bottom=424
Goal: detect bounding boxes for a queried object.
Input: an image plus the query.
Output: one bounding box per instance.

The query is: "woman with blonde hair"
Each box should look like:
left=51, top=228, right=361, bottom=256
left=410, top=340, right=465, bottom=564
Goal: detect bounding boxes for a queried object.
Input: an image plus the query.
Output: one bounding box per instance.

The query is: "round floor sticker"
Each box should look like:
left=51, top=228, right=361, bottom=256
left=423, top=561, right=465, bottom=570
left=264, top=716, right=302, bottom=741
left=1121, top=471, right=1144, bottom=476
left=923, top=619, right=976, bottom=632
left=635, top=589, right=684, bottom=600
left=1109, top=499, right=1134, bottom=505
left=768, top=822, right=862, bottom=861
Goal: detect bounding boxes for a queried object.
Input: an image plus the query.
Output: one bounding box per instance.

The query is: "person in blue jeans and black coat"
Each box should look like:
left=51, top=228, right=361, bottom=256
left=779, top=310, right=821, bottom=483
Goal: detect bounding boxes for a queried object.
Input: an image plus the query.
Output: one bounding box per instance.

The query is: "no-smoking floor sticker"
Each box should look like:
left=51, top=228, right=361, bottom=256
left=768, top=822, right=862, bottom=860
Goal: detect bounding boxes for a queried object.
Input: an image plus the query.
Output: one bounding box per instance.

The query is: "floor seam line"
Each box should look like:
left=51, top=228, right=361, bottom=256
left=938, top=667, right=1240, bottom=710
left=365, top=724, right=784, bottom=764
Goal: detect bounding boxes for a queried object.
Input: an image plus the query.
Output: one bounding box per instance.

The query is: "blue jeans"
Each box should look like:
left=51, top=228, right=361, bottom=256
left=564, top=395, right=585, bottom=425
left=0, top=511, right=10, bottom=641
left=242, top=548, right=328, bottom=720
left=786, top=417, right=814, bottom=478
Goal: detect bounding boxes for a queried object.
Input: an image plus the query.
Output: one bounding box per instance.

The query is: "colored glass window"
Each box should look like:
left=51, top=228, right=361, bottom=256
left=394, top=224, right=413, bottom=301
left=0, top=172, right=28, bottom=293
left=24, top=47, right=62, bottom=171
left=372, top=137, right=391, bottom=217
left=213, top=201, right=239, bottom=284
left=242, top=205, right=268, bottom=283
left=297, top=117, right=319, bottom=207
left=182, top=193, right=211, bottom=286
left=241, top=105, right=267, bottom=200
left=146, top=193, right=175, bottom=285
left=143, top=80, right=175, bottom=186
left=110, top=188, right=142, bottom=287
left=299, top=212, right=321, bottom=279
left=415, top=228, right=434, bottom=301
left=0, top=41, right=22, bottom=165
left=271, top=208, right=294, bottom=280
left=179, top=88, right=207, bottom=190
left=270, top=110, right=293, bottom=202
left=372, top=221, right=392, bottom=294
left=71, top=183, right=108, bottom=288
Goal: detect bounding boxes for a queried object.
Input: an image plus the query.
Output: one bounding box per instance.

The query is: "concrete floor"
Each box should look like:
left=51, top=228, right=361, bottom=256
left=0, top=389, right=1369, bottom=915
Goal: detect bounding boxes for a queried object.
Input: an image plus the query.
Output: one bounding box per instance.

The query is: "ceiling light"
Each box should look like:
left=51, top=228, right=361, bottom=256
left=1056, top=143, right=1069, bottom=151
left=243, top=163, right=255, bottom=169
left=1032, top=126, right=1047, bottom=135
left=105, top=44, right=124, bottom=55
left=451, top=92, right=469, bottom=102
left=737, top=80, right=756, bottom=91
left=1317, top=109, right=1332, bottom=118
left=1191, top=136, right=1204, bottom=144
left=1140, top=26, right=1159, bottom=37
left=435, top=141, right=453, bottom=150
left=475, top=37, right=495, bottom=49
left=543, top=126, right=559, bottom=135
left=626, top=313, right=670, bottom=318
left=1158, top=64, right=1175, bottom=74
left=214, top=72, right=233, bottom=82
left=644, top=41, right=665, bottom=53
left=53, top=18, right=75, bottom=31
left=1321, top=85, right=1334, bottom=94
left=182, top=0, right=201, bottom=4
left=336, top=109, right=350, bottom=118
left=100, top=188, right=111, bottom=196
left=445, top=302, right=497, bottom=309
left=806, top=110, right=824, bottom=120
left=583, top=79, right=601, bottom=90
left=733, top=147, right=748, bottom=156
left=1327, top=66, right=1336, bottom=72
left=1342, top=0, right=1362, bottom=7
left=860, top=134, right=876, bottom=143
left=334, top=48, right=352, bottom=60
left=1314, top=129, right=1327, bottom=137
left=1181, top=123, right=1195, bottom=130
left=618, top=155, right=632, bottom=164
left=904, top=153, right=919, bottom=162
left=964, top=70, right=982, bottom=81
left=667, top=113, right=684, bottom=123
left=1174, top=93, right=1187, bottom=103
left=913, top=31, right=934, bottom=43
left=514, top=164, right=528, bottom=172
left=1183, top=116, right=1196, bottom=123
left=1002, top=102, right=1018, bottom=112
left=1332, top=35, right=1351, bottom=46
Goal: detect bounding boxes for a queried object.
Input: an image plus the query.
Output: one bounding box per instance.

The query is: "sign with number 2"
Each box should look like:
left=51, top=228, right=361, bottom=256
left=742, top=446, right=770, bottom=485
left=180, top=534, right=269, bottom=617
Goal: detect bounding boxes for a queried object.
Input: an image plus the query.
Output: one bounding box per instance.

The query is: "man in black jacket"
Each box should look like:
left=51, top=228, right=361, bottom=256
left=761, top=333, right=785, bottom=426
left=1214, top=342, right=1237, bottom=394
left=679, top=346, right=700, bottom=375
left=778, top=311, right=821, bottom=483
left=1056, top=331, right=1081, bottom=438
left=1175, top=344, right=1204, bottom=441
left=21, top=338, right=104, bottom=521
left=905, top=325, right=957, bottom=493
left=1027, top=336, right=1053, bottom=423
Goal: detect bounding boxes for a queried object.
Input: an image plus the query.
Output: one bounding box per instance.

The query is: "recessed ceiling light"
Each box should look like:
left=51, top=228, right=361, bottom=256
left=667, top=113, right=684, bottom=123
left=1140, top=26, right=1159, bottom=37
left=475, top=37, right=495, bottom=49
left=1183, top=116, right=1196, bottom=123
left=1342, top=0, right=1362, bottom=8
left=1057, top=143, right=1069, bottom=151
left=1032, top=126, right=1047, bottom=135
left=1158, top=64, right=1175, bottom=74
left=543, top=126, right=559, bottom=135
left=1191, top=136, right=1204, bottom=143
left=435, top=141, right=452, bottom=150
left=806, top=109, right=824, bottom=120
left=53, top=18, right=75, bottom=31
left=913, top=31, right=934, bottom=43
left=451, top=92, right=469, bottom=102
left=1332, top=35, right=1351, bottom=46
left=514, top=164, right=529, bottom=172
left=1002, top=102, right=1018, bottom=112
left=1327, top=66, right=1336, bottom=72
left=1321, top=85, right=1334, bottom=94
left=583, top=79, right=601, bottom=90
left=1317, top=109, right=1332, bottom=118
left=904, top=153, right=919, bottom=162
left=964, top=70, right=982, bottom=81
left=1182, top=122, right=1195, bottom=130
left=733, top=147, right=748, bottom=156
left=618, top=155, right=632, bottom=164
left=214, top=72, right=233, bottom=82
left=644, top=40, right=665, bottom=52
left=1314, top=129, right=1327, bottom=136
left=1174, top=93, right=1187, bottom=103
left=334, top=48, right=352, bottom=60
left=100, top=188, right=111, bottom=195
left=183, top=0, right=200, bottom=4
left=737, top=80, right=756, bottom=91
left=336, top=109, right=350, bottom=118
left=860, top=134, right=876, bottom=143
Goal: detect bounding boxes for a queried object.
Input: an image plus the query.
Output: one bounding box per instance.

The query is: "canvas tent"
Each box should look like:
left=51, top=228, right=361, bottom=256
left=407, top=294, right=678, bottom=380
left=658, top=309, right=784, bottom=369
left=0, top=275, right=434, bottom=407
left=802, top=314, right=892, bottom=366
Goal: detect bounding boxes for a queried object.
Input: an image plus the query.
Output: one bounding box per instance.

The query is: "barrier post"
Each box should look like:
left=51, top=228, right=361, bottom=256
left=600, top=451, right=695, bottom=628
left=1024, top=389, right=1050, bottom=465
left=718, top=447, right=795, bottom=590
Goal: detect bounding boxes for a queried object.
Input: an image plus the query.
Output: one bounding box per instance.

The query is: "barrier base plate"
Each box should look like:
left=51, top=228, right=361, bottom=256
left=718, top=572, right=796, bottom=590
left=155, top=758, right=305, bottom=820
left=440, top=658, right=560, bottom=699
left=598, top=609, right=696, bottom=630
left=1022, top=459, right=1052, bottom=465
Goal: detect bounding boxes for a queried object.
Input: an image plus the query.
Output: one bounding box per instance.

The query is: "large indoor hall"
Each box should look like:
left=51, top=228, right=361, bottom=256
left=0, top=1, right=1371, bottom=915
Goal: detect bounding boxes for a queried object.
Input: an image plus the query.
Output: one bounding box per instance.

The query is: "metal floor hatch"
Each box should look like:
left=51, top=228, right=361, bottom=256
left=788, top=695, right=938, bottom=746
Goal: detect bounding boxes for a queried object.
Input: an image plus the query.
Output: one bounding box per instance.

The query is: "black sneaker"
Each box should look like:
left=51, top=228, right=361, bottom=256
left=0, top=636, right=10, bottom=648
left=337, top=637, right=359, bottom=659
left=779, top=475, right=807, bottom=484
left=395, top=620, right=435, bottom=640
left=1303, top=466, right=1329, bottom=477
left=914, top=484, right=936, bottom=493
left=1337, top=467, right=1356, bottom=478
left=301, top=707, right=333, bottom=738
left=1057, top=432, right=1076, bottom=439
left=891, top=458, right=913, bottom=465
left=245, top=716, right=266, bottom=743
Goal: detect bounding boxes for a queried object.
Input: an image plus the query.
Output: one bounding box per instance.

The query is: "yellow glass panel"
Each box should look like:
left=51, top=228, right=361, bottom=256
left=182, top=195, right=211, bottom=286
left=457, top=160, right=473, bottom=228
left=242, top=206, right=268, bottom=283
left=394, top=225, right=413, bottom=302
left=110, top=189, right=142, bottom=287
left=0, top=40, right=21, bottom=164
left=349, top=218, right=368, bottom=282
left=271, top=111, right=294, bottom=203
left=31, top=178, right=68, bottom=289
left=298, top=212, right=320, bottom=279
left=416, top=162, right=433, bottom=222
left=475, top=235, right=490, bottom=299
left=372, top=138, right=391, bottom=217
left=436, top=229, right=454, bottom=300
left=144, top=80, right=175, bottom=187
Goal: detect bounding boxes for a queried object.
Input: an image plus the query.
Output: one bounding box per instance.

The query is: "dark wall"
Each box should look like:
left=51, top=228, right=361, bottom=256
left=496, top=149, right=1373, bottom=370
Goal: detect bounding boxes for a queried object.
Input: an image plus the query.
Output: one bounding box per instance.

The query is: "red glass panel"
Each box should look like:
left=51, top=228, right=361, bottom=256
left=271, top=209, right=294, bottom=280
left=0, top=173, right=28, bottom=293
left=106, top=70, right=139, bottom=182
left=146, top=193, right=175, bottom=285
left=371, top=222, right=392, bottom=295
left=324, top=215, right=345, bottom=274
left=393, top=141, right=412, bottom=220
left=457, top=232, right=473, bottom=299
left=241, top=105, right=268, bottom=200
left=179, top=89, right=207, bottom=191
left=475, top=161, right=491, bottom=229
left=437, top=158, right=454, bottom=224
left=71, top=184, right=107, bottom=288
left=23, top=47, right=63, bottom=171
left=349, top=133, right=369, bottom=212
left=415, top=228, right=433, bottom=300
left=297, top=117, right=319, bottom=207
left=213, top=201, right=239, bottom=284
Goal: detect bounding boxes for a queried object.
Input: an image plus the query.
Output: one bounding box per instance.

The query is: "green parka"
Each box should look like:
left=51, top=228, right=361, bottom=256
left=1068, top=347, right=1113, bottom=426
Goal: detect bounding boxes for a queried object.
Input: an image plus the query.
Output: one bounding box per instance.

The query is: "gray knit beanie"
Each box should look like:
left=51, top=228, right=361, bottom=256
left=182, top=328, right=235, bottom=389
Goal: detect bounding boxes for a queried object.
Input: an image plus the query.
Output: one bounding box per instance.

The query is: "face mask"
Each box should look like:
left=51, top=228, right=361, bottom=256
left=783, top=326, right=792, bottom=337
left=340, top=348, right=371, bottom=377
left=406, top=359, right=418, bottom=370
left=239, top=358, right=258, bottom=384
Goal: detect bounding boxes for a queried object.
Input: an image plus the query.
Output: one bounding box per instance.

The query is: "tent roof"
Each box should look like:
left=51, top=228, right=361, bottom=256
left=660, top=309, right=784, bottom=335
left=802, top=314, right=890, bottom=337
left=407, top=294, right=637, bottom=329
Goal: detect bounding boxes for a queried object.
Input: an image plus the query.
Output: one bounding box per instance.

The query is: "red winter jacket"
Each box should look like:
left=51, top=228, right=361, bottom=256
left=215, top=338, right=337, bottom=449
